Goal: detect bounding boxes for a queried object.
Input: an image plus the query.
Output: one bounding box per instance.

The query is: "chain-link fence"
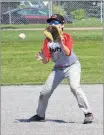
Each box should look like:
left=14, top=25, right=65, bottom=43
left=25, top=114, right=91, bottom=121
left=52, top=0, right=103, bottom=23
left=0, top=0, right=103, bottom=26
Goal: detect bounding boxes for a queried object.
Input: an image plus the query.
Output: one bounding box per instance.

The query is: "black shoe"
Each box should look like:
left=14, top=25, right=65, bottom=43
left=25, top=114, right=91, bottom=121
left=83, top=113, right=94, bottom=124
left=27, top=114, right=45, bottom=122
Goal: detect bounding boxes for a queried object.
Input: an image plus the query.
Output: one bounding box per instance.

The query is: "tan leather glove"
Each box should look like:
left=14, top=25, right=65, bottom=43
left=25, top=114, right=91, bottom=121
left=44, top=25, right=63, bottom=42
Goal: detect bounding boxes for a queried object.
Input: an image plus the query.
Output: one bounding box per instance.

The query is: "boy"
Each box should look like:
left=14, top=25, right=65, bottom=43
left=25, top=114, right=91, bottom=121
left=29, top=14, right=94, bottom=124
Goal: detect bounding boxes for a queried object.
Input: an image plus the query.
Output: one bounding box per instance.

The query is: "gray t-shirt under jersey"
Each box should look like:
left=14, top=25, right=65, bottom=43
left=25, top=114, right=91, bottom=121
left=48, top=42, right=78, bottom=68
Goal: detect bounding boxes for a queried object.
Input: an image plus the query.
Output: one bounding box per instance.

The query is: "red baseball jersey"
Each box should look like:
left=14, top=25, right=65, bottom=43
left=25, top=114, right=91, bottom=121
left=42, top=32, right=77, bottom=67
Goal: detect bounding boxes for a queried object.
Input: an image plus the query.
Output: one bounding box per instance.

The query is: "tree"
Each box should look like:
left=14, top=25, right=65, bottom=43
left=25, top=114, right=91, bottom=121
left=52, top=4, right=66, bottom=16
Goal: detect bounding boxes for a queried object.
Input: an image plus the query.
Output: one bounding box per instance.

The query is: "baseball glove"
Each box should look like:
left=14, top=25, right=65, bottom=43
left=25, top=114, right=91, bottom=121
left=44, top=26, right=62, bottom=42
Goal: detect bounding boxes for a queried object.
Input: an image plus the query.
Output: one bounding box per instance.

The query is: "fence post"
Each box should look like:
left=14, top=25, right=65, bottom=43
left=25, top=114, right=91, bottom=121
left=9, top=11, right=12, bottom=24
left=48, top=0, right=53, bottom=17
left=103, top=0, right=104, bottom=90
left=48, top=1, right=50, bottom=17
left=8, top=2, right=12, bottom=24
left=0, top=1, right=1, bottom=24
left=101, top=0, right=103, bottom=23
left=50, top=0, right=53, bottom=16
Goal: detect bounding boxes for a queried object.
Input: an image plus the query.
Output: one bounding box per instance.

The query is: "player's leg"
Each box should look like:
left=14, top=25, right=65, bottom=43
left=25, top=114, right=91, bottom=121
left=66, top=60, right=94, bottom=123
left=28, top=69, right=63, bottom=121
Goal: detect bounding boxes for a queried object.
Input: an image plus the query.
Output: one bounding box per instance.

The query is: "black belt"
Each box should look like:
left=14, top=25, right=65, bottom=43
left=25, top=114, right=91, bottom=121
left=55, top=65, right=70, bottom=69
left=54, top=61, right=77, bottom=70
left=54, top=65, right=70, bottom=70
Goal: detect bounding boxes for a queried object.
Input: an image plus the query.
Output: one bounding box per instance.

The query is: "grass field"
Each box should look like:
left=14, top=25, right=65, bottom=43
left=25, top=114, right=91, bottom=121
left=1, top=29, right=103, bottom=85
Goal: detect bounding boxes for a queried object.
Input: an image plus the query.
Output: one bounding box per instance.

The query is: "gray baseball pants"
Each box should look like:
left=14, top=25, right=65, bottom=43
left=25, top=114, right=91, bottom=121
left=36, top=60, right=91, bottom=117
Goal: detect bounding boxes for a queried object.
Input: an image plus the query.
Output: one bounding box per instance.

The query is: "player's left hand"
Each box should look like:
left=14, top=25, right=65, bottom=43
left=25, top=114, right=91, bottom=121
left=58, top=36, right=64, bottom=45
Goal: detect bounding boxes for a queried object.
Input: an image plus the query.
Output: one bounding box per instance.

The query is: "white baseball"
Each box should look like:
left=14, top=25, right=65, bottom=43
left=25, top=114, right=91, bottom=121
left=19, top=33, right=26, bottom=39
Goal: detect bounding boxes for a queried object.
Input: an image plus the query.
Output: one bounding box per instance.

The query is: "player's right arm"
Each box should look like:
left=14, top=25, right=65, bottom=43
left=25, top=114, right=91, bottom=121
left=36, top=38, right=51, bottom=64
left=36, top=51, right=49, bottom=64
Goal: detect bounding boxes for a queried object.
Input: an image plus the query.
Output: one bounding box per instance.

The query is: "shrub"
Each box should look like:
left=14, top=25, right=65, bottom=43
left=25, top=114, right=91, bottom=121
left=71, top=9, right=86, bottom=20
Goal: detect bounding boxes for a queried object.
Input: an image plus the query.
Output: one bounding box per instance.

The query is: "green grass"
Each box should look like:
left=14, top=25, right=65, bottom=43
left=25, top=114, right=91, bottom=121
left=0, top=18, right=102, bottom=29
left=1, top=30, right=103, bottom=85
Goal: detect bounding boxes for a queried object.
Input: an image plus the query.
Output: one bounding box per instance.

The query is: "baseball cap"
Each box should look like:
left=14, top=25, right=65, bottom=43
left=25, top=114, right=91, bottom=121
left=47, top=14, right=65, bottom=24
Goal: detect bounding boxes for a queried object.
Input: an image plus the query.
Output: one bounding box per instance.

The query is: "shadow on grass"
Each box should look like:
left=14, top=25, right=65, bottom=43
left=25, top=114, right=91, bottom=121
left=1, top=26, right=18, bottom=29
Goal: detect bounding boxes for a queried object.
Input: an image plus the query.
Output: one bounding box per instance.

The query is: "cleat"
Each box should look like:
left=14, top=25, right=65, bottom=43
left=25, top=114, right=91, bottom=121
left=83, top=113, right=94, bottom=124
left=27, top=114, right=45, bottom=122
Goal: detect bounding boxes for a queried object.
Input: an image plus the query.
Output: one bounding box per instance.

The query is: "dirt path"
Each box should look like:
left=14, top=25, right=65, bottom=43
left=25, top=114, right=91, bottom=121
left=1, top=27, right=103, bottom=31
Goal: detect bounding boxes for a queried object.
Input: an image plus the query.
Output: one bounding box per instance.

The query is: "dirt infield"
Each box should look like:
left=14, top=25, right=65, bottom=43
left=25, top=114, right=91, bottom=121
left=1, top=27, right=103, bottom=31
left=1, top=84, right=103, bottom=135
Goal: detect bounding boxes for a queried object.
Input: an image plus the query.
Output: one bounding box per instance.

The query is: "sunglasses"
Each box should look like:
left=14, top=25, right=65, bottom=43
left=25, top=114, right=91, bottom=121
left=48, top=20, right=61, bottom=25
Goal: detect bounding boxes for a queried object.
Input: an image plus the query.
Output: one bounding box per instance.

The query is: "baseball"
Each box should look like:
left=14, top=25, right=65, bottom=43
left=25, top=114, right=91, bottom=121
left=19, top=33, right=26, bottom=39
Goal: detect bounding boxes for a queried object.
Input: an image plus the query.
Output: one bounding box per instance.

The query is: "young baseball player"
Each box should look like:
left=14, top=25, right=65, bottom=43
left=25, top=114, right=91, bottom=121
left=29, top=14, right=94, bottom=124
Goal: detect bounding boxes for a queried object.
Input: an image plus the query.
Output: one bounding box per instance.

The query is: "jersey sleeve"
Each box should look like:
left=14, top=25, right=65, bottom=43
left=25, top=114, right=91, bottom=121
left=42, top=38, right=51, bottom=61
left=63, top=33, right=73, bottom=55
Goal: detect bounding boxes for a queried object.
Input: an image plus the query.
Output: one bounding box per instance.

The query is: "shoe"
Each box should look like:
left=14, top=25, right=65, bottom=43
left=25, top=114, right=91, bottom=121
left=27, top=114, right=45, bottom=122
left=83, top=113, right=94, bottom=124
